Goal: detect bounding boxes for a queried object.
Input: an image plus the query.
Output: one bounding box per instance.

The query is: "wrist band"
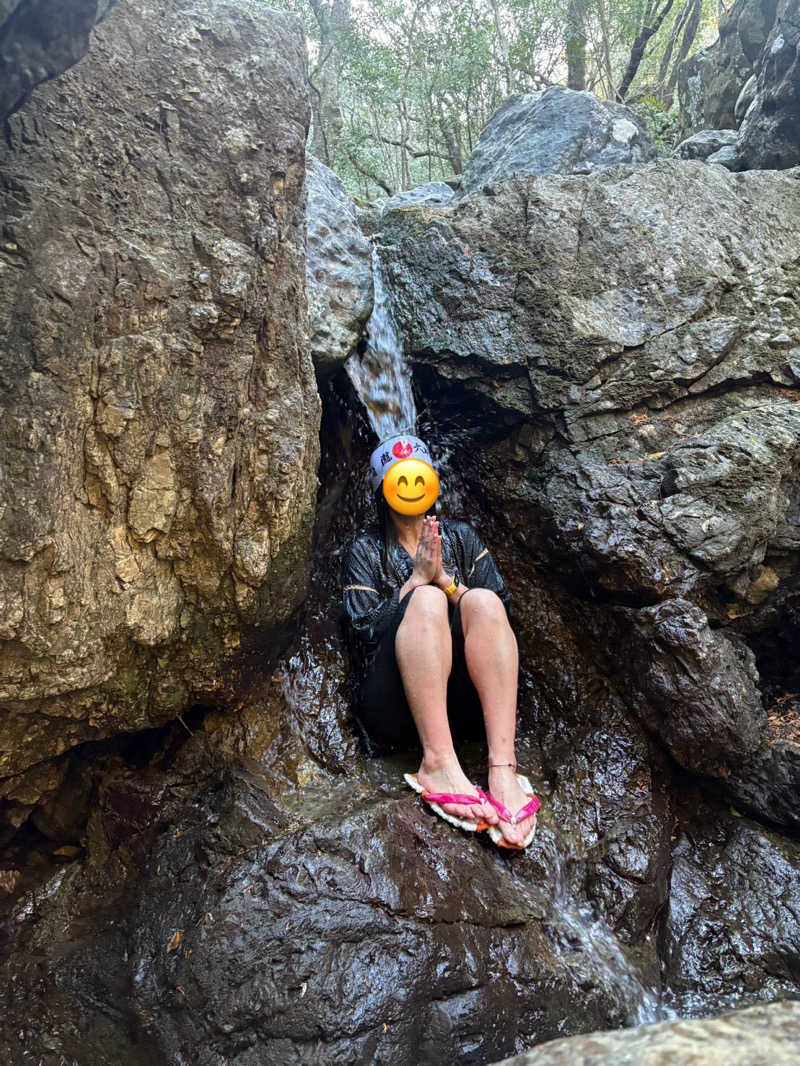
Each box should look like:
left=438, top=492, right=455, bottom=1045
left=443, top=580, right=458, bottom=597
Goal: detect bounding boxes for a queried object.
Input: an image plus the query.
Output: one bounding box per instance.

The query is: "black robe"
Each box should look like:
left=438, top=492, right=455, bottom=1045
left=342, top=518, right=511, bottom=660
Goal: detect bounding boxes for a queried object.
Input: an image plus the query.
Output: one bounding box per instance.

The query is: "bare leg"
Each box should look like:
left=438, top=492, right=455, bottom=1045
left=396, top=586, right=497, bottom=825
left=459, top=589, right=535, bottom=845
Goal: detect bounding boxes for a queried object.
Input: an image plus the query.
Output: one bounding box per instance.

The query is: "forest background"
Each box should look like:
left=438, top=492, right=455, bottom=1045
left=263, top=0, right=723, bottom=198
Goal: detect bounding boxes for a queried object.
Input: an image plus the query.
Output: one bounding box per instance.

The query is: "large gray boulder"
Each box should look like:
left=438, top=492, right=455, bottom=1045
left=674, top=129, right=738, bottom=159
left=457, top=87, right=655, bottom=196
left=381, top=180, right=456, bottom=213
left=378, top=160, right=800, bottom=827
left=0, top=0, right=319, bottom=828
left=492, top=1001, right=800, bottom=1065
left=0, top=0, right=119, bottom=121
left=306, top=155, right=373, bottom=374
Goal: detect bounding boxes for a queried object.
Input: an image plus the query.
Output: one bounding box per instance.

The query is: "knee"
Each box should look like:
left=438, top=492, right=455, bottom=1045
left=460, top=588, right=508, bottom=625
left=405, top=583, right=449, bottom=621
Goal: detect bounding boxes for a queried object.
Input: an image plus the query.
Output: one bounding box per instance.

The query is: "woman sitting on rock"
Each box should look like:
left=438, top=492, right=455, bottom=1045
left=343, top=433, right=539, bottom=849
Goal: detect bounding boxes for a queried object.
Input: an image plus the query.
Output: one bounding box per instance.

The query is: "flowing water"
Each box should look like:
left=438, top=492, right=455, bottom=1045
left=342, top=247, right=675, bottom=1039
left=546, top=848, right=671, bottom=1027
left=345, top=247, right=417, bottom=439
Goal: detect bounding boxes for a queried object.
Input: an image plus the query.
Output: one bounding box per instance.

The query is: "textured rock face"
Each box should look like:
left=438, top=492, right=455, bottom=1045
left=0, top=682, right=675, bottom=1065
left=492, top=1002, right=800, bottom=1065
left=0, top=0, right=118, bottom=121
left=677, top=0, right=778, bottom=134
left=0, top=0, right=318, bottom=812
left=379, top=161, right=800, bottom=826
left=306, top=155, right=373, bottom=374
left=663, top=803, right=800, bottom=1010
left=734, top=0, right=800, bottom=169
left=457, top=88, right=655, bottom=196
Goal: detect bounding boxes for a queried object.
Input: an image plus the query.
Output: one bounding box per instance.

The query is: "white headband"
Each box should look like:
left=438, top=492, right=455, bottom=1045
left=369, top=434, right=435, bottom=492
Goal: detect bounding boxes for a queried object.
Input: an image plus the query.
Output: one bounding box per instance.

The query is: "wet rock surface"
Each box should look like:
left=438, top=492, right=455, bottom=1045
left=0, top=704, right=672, bottom=1066
left=0, top=0, right=318, bottom=822
left=491, top=1001, right=800, bottom=1065
left=457, top=88, right=655, bottom=196
left=306, top=155, right=374, bottom=375
left=379, top=161, right=800, bottom=827
left=0, top=0, right=118, bottom=121
left=662, top=797, right=800, bottom=1012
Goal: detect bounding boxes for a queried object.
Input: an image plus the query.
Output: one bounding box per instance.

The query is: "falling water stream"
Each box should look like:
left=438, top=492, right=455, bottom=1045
left=346, top=247, right=417, bottom=439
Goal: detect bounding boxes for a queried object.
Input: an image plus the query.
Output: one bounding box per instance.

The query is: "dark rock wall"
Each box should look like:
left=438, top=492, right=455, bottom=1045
left=734, top=0, right=800, bottom=169
left=378, top=162, right=800, bottom=828
left=0, top=0, right=318, bottom=827
left=677, top=0, right=779, bottom=133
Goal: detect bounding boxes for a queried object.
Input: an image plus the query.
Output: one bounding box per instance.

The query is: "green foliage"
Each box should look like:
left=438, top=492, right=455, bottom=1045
left=633, top=96, right=682, bottom=154
left=263, top=0, right=719, bottom=198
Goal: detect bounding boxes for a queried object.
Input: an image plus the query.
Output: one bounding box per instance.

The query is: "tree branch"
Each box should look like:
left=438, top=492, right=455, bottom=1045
left=616, top=0, right=676, bottom=100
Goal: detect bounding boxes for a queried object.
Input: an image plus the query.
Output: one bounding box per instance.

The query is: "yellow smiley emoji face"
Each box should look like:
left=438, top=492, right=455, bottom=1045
left=383, top=458, right=440, bottom=515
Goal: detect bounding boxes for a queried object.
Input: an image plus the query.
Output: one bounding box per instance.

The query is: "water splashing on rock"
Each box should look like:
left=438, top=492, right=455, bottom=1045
left=346, top=247, right=417, bottom=439
left=546, top=847, right=670, bottom=1027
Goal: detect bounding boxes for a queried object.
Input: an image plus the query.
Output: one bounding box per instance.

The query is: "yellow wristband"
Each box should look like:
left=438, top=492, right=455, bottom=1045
left=443, top=580, right=458, bottom=597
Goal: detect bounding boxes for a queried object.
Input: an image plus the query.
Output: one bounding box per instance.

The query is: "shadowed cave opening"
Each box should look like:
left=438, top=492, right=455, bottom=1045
left=0, top=703, right=215, bottom=918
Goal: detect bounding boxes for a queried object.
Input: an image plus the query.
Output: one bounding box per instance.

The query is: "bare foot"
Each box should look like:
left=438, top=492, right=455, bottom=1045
left=416, top=755, right=498, bottom=825
left=486, top=765, right=537, bottom=845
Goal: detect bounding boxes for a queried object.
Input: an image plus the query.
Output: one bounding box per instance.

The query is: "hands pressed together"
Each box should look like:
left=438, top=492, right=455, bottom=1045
left=411, top=515, right=444, bottom=585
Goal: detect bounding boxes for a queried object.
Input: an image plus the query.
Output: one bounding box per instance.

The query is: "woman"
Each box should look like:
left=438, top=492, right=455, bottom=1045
left=343, top=433, right=539, bottom=849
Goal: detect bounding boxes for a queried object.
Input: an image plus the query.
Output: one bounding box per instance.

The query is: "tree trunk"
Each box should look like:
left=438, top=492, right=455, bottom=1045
left=308, top=0, right=348, bottom=166
left=566, top=0, right=587, bottom=90
left=490, top=0, right=514, bottom=95
left=436, top=97, right=464, bottom=174
left=663, top=0, right=703, bottom=107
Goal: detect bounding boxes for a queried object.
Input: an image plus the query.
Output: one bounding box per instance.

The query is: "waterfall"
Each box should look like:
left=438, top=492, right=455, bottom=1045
left=345, top=247, right=417, bottom=439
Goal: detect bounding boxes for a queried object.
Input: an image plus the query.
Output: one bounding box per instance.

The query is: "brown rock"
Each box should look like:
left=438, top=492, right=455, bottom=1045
left=0, top=0, right=319, bottom=799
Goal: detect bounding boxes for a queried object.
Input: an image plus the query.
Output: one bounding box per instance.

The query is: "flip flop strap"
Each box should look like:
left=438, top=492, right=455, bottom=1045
left=481, top=789, right=540, bottom=825
left=422, top=790, right=483, bottom=805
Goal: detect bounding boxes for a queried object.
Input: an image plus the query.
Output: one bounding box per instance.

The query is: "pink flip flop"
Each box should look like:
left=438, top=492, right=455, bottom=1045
left=482, top=773, right=540, bottom=850
left=404, top=773, right=490, bottom=832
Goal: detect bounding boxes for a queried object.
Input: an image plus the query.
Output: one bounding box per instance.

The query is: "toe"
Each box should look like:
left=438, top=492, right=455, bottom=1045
left=500, top=820, right=523, bottom=845
left=512, top=814, right=535, bottom=844
left=443, top=802, right=472, bottom=819
left=482, top=804, right=499, bottom=825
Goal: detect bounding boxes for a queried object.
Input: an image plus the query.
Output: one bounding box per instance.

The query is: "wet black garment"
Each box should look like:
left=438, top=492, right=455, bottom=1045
left=356, top=586, right=485, bottom=752
left=342, top=517, right=511, bottom=752
left=342, top=517, right=511, bottom=656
